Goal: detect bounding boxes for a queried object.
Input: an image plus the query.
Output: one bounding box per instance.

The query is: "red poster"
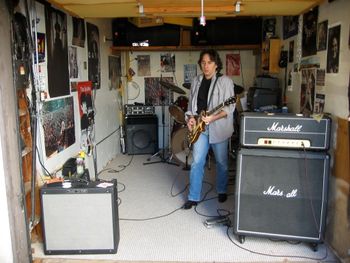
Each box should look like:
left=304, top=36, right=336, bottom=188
left=77, top=81, right=94, bottom=130
left=226, top=54, right=241, bottom=76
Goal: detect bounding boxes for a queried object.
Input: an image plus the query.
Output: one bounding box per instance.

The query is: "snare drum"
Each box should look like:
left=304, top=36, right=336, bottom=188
left=171, top=127, right=192, bottom=165
left=169, top=96, right=188, bottom=124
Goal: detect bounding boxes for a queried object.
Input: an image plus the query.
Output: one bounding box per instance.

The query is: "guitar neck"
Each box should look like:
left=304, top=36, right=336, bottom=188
left=207, top=101, right=226, bottom=116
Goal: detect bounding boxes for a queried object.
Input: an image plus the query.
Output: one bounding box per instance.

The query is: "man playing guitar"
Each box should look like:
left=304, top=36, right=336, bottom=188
left=183, top=49, right=235, bottom=209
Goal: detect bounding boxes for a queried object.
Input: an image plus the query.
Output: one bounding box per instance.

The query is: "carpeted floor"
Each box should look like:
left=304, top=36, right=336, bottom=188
left=32, top=153, right=339, bottom=263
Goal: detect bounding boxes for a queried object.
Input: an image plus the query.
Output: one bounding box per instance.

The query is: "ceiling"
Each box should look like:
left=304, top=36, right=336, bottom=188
left=48, top=0, right=325, bottom=23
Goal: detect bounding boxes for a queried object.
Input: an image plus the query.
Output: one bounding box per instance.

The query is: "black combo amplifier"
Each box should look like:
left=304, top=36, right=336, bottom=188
left=40, top=180, right=120, bottom=255
left=124, top=104, right=155, bottom=116
left=240, top=112, right=331, bottom=150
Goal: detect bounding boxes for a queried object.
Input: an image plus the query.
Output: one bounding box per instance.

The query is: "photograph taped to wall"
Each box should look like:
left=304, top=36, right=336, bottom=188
left=45, top=6, right=70, bottom=98
left=314, top=93, right=325, bottom=114
left=160, top=53, right=175, bottom=72
left=87, top=22, right=100, bottom=89
left=316, top=69, right=326, bottom=86
left=69, top=46, right=78, bottom=79
left=137, top=55, right=151, bottom=76
left=226, top=54, right=241, bottom=76
left=42, top=96, right=75, bottom=158
left=145, top=77, right=173, bottom=106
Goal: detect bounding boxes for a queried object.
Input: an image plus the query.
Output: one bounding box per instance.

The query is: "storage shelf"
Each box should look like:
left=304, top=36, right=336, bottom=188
left=111, top=44, right=260, bottom=52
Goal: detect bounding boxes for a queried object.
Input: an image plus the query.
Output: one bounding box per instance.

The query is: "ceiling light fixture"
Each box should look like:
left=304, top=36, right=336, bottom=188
left=199, top=0, right=206, bottom=26
left=138, top=3, right=144, bottom=15
left=235, top=1, right=241, bottom=13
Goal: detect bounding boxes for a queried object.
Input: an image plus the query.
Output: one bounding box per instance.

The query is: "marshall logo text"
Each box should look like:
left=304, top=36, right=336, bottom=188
left=267, top=122, right=302, bottom=132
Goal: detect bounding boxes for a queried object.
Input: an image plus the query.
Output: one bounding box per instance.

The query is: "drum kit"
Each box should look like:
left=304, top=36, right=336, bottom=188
left=144, top=80, right=192, bottom=168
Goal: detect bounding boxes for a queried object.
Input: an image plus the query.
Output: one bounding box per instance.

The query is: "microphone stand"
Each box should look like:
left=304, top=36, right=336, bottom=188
left=144, top=91, right=178, bottom=166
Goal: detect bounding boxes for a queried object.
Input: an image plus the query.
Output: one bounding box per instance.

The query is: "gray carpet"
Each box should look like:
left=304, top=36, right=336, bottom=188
left=33, top=154, right=339, bottom=262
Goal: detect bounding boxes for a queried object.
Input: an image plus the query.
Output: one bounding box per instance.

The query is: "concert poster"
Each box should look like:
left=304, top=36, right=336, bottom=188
left=41, top=96, right=75, bottom=158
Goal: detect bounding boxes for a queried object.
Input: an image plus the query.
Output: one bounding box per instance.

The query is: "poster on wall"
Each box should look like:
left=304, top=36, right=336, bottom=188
left=108, top=55, right=121, bottom=90
left=77, top=81, right=94, bottom=131
left=160, top=53, right=175, bottom=72
left=137, top=55, right=151, bottom=76
left=45, top=6, right=70, bottom=98
left=72, top=17, right=85, bottom=47
left=302, top=7, right=318, bottom=57
left=317, top=20, right=328, bottom=51
left=283, top=16, right=299, bottom=40
left=300, top=68, right=316, bottom=114
left=226, top=54, right=241, bottom=76
left=184, top=64, right=197, bottom=85
left=327, top=24, right=341, bottom=73
left=145, top=77, right=173, bottom=106
left=87, top=22, right=100, bottom=89
left=42, top=96, right=75, bottom=158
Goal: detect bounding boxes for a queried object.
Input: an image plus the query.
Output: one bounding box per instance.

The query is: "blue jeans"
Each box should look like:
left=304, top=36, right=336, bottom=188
left=188, top=129, right=229, bottom=202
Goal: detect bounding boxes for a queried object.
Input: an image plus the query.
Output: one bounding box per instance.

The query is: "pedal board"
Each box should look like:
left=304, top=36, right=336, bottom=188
left=204, top=216, right=231, bottom=228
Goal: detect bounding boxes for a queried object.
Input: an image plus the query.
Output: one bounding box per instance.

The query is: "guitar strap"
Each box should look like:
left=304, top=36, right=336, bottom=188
left=206, top=72, right=222, bottom=111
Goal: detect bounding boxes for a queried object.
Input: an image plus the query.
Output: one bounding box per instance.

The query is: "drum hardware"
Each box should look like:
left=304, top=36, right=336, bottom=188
left=171, top=126, right=192, bottom=170
left=169, top=96, right=188, bottom=124
left=159, top=80, right=186, bottom=95
left=182, top=83, right=191, bottom=89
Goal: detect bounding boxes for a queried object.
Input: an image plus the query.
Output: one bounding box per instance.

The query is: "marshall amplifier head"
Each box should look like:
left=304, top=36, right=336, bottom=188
left=240, top=112, right=331, bottom=150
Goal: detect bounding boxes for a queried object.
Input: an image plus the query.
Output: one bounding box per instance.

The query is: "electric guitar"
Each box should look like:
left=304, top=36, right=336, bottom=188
left=187, top=96, right=236, bottom=146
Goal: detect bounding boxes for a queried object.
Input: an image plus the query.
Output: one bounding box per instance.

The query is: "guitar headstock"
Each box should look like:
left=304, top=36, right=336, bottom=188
left=224, top=96, right=236, bottom=106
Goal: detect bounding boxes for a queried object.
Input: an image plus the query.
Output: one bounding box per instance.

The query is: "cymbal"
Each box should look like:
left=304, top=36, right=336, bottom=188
left=159, top=80, right=186, bottom=95
left=182, top=83, right=191, bottom=89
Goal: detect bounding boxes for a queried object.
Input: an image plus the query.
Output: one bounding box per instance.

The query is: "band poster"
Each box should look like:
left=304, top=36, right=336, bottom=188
left=77, top=81, right=94, bottom=131
left=45, top=6, right=70, bottom=98
left=87, top=22, right=100, bottom=89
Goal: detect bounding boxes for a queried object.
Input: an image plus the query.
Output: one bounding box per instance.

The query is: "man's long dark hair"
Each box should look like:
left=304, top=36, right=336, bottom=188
left=198, top=49, right=223, bottom=73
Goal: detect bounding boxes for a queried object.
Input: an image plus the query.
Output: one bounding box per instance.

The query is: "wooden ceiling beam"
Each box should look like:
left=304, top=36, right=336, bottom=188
left=143, top=5, right=244, bottom=14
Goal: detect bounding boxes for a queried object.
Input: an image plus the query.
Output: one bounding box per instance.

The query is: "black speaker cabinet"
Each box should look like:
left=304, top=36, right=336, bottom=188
left=235, top=148, right=329, bottom=243
left=125, top=115, right=158, bottom=155
left=40, top=181, right=119, bottom=255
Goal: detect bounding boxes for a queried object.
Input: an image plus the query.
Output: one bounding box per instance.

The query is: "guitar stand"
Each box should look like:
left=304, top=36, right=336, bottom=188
left=143, top=95, right=179, bottom=167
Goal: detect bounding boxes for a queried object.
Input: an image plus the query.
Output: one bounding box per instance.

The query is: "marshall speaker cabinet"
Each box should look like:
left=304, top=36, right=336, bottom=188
left=40, top=180, right=120, bottom=254
left=234, top=148, right=330, bottom=244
